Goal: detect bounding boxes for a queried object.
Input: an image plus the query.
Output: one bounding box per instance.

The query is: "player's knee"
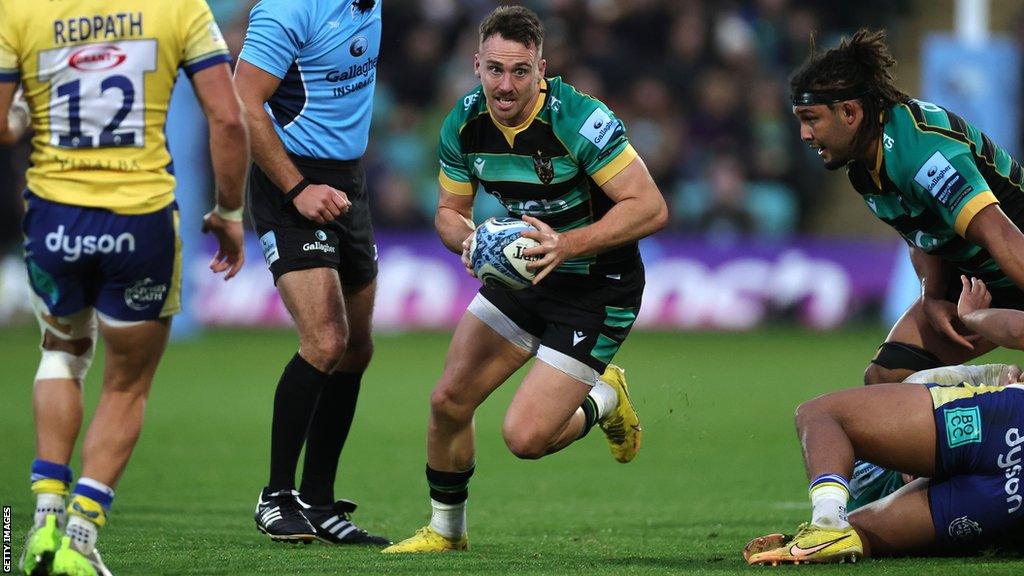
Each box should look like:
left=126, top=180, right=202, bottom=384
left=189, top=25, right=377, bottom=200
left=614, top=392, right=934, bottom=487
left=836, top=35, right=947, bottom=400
left=794, top=395, right=828, bottom=432
left=36, top=314, right=96, bottom=382
left=303, top=329, right=349, bottom=371
left=344, top=335, right=374, bottom=371
left=429, top=383, right=474, bottom=424
left=863, top=362, right=893, bottom=385
left=502, top=428, right=548, bottom=460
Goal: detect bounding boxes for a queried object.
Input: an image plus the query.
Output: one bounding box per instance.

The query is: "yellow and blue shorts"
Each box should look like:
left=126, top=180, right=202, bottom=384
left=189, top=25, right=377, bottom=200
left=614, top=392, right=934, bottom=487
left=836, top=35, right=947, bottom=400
left=22, top=191, right=181, bottom=322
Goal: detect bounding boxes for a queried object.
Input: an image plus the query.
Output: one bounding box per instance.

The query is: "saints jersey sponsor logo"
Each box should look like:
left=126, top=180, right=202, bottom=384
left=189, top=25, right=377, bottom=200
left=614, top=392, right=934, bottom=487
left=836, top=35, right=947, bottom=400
left=914, top=151, right=968, bottom=209
left=579, top=108, right=618, bottom=149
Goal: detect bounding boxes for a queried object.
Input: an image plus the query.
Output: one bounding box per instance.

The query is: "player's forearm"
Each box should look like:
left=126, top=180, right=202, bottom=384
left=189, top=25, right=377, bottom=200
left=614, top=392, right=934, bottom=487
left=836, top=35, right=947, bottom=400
left=564, top=191, right=667, bottom=258
left=435, top=206, right=474, bottom=254
left=961, top=308, right=1024, bottom=350
left=208, top=112, right=249, bottom=210
left=245, top=105, right=304, bottom=193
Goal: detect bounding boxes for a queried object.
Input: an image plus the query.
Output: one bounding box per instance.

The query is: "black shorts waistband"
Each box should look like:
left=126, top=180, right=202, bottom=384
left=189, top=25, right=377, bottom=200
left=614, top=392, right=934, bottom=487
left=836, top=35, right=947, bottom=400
left=288, top=155, right=362, bottom=171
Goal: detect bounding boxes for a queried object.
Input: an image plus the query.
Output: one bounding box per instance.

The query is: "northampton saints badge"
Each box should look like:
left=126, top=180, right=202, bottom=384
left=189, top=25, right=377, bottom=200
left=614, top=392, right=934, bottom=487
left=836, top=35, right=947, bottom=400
left=533, top=152, right=554, bottom=185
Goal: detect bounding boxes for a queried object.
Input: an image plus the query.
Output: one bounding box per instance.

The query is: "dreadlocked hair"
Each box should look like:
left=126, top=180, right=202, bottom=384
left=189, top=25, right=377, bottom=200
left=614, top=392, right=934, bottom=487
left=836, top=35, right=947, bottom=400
left=791, top=29, right=909, bottom=155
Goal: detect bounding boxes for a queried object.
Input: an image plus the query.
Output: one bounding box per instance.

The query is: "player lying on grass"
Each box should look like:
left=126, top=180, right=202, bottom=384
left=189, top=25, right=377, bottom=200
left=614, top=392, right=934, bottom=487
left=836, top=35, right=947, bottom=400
left=744, top=276, right=1024, bottom=564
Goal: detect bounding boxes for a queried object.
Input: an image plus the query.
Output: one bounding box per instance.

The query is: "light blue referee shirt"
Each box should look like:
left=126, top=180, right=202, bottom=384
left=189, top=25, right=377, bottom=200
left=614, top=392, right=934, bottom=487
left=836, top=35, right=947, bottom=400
left=239, top=0, right=381, bottom=160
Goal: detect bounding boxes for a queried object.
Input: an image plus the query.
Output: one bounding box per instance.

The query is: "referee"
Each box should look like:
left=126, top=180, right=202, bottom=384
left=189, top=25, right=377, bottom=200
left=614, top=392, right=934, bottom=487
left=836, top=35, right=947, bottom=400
left=236, top=0, right=388, bottom=545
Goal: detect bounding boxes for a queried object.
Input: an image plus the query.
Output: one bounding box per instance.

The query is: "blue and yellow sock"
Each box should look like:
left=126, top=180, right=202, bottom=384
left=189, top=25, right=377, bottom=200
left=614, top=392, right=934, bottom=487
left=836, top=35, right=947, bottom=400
left=66, top=478, right=114, bottom=553
left=809, top=473, right=850, bottom=529
left=30, top=459, right=72, bottom=528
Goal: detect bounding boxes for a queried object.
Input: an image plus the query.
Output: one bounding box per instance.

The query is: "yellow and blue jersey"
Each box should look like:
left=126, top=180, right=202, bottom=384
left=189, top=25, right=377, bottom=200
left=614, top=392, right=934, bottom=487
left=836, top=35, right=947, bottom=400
left=0, top=0, right=229, bottom=215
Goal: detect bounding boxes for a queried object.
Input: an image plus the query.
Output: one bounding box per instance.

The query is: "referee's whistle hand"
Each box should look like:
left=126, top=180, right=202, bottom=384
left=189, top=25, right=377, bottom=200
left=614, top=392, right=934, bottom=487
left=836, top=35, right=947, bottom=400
left=294, top=184, right=351, bottom=222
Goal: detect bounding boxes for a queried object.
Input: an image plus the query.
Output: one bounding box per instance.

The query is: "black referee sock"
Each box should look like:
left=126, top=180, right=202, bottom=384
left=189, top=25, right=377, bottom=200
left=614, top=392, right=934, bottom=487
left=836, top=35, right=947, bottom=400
left=268, top=353, right=329, bottom=492
left=299, top=372, right=363, bottom=505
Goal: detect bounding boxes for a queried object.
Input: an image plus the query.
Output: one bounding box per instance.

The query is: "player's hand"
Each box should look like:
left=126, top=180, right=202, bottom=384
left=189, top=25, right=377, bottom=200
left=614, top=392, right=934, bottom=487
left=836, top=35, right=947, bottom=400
left=520, top=215, right=577, bottom=285
left=292, top=184, right=351, bottom=223
left=924, top=293, right=980, bottom=350
left=957, top=275, right=992, bottom=318
left=461, top=232, right=476, bottom=277
left=201, top=211, right=245, bottom=281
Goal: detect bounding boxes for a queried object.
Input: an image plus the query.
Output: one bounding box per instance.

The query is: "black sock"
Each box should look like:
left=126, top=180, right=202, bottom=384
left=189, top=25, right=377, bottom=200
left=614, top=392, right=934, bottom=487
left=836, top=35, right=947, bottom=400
left=578, top=396, right=599, bottom=439
left=299, top=371, right=362, bottom=505
left=426, top=464, right=475, bottom=505
left=268, top=353, right=329, bottom=492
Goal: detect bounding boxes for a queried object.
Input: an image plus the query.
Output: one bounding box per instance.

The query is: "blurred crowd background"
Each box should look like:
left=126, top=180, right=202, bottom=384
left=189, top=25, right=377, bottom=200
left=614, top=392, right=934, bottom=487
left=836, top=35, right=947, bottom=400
left=2, top=0, right=1023, bottom=253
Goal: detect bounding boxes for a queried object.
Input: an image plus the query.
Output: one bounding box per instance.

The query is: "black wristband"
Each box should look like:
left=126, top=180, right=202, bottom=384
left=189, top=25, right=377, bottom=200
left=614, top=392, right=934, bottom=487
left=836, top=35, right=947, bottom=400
left=283, top=178, right=311, bottom=203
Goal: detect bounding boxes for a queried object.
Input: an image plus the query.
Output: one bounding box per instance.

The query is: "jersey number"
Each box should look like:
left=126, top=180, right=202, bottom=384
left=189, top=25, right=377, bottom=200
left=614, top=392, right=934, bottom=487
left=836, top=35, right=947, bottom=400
left=38, top=40, right=157, bottom=149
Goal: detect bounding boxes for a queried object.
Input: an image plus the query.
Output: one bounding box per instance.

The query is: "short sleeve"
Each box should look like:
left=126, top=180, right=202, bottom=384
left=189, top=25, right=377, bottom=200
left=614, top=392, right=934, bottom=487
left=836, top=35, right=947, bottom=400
left=438, top=106, right=473, bottom=196
left=570, top=99, right=636, bottom=186
left=911, top=149, right=997, bottom=237
left=237, top=0, right=307, bottom=80
left=179, top=0, right=230, bottom=77
left=0, top=2, right=20, bottom=83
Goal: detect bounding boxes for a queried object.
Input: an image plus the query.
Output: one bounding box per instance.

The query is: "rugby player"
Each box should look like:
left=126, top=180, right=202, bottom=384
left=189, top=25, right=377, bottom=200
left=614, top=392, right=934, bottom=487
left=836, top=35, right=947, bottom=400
left=790, top=29, right=1024, bottom=385
left=0, top=1, right=248, bottom=574
left=745, top=275, right=1024, bottom=564
left=382, top=6, right=668, bottom=553
left=235, top=0, right=388, bottom=545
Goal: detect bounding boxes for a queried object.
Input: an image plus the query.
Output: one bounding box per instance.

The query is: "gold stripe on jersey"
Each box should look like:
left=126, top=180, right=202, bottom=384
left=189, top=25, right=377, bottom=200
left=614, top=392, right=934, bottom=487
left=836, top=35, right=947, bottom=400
left=488, top=79, right=548, bottom=148
left=593, top=144, right=638, bottom=186
left=954, top=191, right=998, bottom=237
left=439, top=169, right=474, bottom=196
left=0, top=0, right=229, bottom=214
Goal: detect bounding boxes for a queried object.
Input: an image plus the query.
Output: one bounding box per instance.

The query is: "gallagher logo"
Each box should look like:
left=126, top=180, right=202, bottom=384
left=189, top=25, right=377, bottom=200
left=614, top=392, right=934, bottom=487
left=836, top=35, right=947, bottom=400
left=350, top=36, right=368, bottom=57
left=69, top=45, right=127, bottom=71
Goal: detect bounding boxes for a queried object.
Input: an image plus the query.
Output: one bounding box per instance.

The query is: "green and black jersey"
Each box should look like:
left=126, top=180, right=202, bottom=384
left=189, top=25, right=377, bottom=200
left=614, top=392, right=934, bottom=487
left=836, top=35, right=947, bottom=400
left=847, top=98, right=1024, bottom=289
left=438, top=76, right=641, bottom=281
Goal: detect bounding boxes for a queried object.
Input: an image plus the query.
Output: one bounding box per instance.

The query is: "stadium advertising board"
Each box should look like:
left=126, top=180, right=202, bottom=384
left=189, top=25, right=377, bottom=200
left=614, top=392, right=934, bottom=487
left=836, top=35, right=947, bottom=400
left=182, top=232, right=900, bottom=330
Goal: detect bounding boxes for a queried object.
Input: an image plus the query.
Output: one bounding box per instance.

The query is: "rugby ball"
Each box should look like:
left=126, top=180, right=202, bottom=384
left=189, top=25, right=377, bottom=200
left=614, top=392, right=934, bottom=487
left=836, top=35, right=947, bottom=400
left=470, top=217, right=541, bottom=290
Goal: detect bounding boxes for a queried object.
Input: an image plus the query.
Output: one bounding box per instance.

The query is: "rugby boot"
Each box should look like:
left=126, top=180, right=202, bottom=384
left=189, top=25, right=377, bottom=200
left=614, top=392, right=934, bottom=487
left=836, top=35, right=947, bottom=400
left=50, top=536, right=113, bottom=576
left=254, top=488, right=316, bottom=543
left=745, top=522, right=862, bottom=565
left=742, top=532, right=791, bottom=563
left=380, top=526, right=467, bottom=553
left=301, top=499, right=390, bottom=546
left=597, top=364, right=642, bottom=463
left=20, top=513, right=61, bottom=576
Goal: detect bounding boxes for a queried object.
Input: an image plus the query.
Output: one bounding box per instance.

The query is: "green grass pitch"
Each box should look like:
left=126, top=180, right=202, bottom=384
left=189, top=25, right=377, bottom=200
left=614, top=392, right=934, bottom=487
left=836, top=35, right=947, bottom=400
left=2, top=325, right=1024, bottom=575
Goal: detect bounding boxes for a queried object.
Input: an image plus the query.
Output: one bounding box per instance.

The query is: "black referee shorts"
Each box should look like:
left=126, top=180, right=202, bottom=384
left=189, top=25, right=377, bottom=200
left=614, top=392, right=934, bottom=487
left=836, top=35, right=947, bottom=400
left=248, top=156, right=377, bottom=287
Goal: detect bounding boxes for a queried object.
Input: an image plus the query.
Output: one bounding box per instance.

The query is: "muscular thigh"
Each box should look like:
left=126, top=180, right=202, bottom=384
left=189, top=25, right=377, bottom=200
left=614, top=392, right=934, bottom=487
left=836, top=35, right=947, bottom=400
left=850, top=478, right=936, bottom=556
left=505, top=360, right=591, bottom=439
left=882, top=297, right=996, bottom=366
left=277, top=267, right=346, bottom=338
left=436, top=309, right=533, bottom=409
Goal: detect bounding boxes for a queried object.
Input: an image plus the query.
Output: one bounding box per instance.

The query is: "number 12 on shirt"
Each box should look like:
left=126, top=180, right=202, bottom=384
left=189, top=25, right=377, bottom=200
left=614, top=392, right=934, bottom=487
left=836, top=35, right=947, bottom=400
left=37, top=40, right=157, bottom=149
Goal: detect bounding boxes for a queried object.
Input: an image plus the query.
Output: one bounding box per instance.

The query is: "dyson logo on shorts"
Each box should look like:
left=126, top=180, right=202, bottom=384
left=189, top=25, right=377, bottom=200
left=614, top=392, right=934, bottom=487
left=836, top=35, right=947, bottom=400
left=998, top=427, right=1024, bottom=514
left=45, top=225, right=136, bottom=262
